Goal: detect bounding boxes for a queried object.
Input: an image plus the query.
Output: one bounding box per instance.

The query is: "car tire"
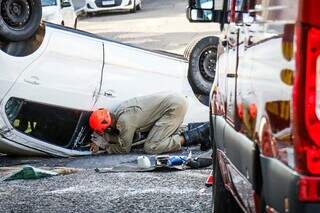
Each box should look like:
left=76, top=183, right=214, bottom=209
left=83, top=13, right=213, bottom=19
left=136, top=2, right=142, bottom=10
left=0, top=0, right=42, bottom=42
left=74, top=17, right=78, bottom=29
left=185, top=36, right=219, bottom=95
left=130, top=0, right=136, bottom=13
left=213, top=154, right=242, bottom=213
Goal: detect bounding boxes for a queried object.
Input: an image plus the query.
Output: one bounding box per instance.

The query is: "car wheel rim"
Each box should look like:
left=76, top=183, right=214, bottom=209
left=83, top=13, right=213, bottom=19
left=1, top=0, right=30, bottom=29
left=199, top=46, right=217, bottom=81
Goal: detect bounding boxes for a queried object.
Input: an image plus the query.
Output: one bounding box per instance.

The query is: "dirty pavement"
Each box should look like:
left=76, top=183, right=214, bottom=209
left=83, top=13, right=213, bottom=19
left=0, top=147, right=212, bottom=212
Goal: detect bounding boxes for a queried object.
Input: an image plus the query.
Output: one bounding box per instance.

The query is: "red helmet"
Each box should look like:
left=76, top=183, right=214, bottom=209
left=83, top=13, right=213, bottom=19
left=89, top=109, right=112, bottom=134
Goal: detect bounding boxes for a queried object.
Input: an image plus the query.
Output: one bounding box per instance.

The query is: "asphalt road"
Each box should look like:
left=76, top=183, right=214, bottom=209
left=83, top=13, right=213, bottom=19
left=0, top=1, right=216, bottom=212
left=77, top=0, right=220, bottom=54
left=0, top=149, right=213, bottom=212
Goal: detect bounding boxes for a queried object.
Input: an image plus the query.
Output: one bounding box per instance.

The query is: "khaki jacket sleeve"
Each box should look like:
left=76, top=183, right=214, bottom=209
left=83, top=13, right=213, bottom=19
left=106, top=117, right=135, bottom=154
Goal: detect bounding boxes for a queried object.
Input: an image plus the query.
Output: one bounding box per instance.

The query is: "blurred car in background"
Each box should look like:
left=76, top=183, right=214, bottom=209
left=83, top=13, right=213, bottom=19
left=42, top=0, right=78, bottom=28
left=84, top=0, right=143, bottom=15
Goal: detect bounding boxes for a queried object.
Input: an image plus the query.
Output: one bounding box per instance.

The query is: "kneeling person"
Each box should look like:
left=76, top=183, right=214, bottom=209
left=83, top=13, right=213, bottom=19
left=89, top=93, right=209, bottom=154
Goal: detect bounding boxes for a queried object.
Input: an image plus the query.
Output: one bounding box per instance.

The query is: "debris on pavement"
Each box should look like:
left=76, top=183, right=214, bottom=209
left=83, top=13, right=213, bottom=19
left=96, top=150, right=212, bottom=173
left=137, top=156, right=152, bottom=168
left=186, top=149, right=213, bottom=169
left=1, top=166, right=81, bottom=181
left=95, top=155, right=186, bottom=173
left=51, top=167, right=81, bottom=175
left=156, top=155, right=187, bottom=167
left=3, top=166, right=58, bottom=181
left=186, top=157, right=212, bottom=169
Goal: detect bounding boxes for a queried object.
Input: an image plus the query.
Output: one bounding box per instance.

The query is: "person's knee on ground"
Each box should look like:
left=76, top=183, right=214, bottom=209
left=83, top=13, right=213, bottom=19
left=143, top=136, right=182, bottom=154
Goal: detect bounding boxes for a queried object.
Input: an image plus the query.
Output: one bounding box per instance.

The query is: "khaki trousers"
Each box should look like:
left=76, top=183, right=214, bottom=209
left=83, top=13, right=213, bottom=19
left=106, top=93, right=188, bottom=154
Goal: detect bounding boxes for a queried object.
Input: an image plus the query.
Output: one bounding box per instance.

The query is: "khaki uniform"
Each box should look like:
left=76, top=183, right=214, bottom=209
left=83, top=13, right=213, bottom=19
left=103, top=93, right=188, bottom=154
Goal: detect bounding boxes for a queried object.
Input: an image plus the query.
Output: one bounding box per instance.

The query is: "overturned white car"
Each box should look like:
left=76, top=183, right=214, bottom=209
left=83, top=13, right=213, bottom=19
left=0, top=0, right=217, bottom=157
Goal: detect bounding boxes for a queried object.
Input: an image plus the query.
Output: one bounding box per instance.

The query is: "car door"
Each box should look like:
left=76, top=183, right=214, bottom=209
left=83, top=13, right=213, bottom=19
left=0, top=28, right=104, bottom=147
left=222, top=0, right=258, bottom=208
left=94, top=41, right=187, bottom=109
left=0, top=38, right=49, bottom=102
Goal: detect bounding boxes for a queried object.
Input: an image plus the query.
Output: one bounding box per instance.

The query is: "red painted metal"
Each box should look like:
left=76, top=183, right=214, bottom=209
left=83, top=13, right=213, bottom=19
left=293, top=0, right=320, bottom=176
left=298, top=0, right=320, bottom=27
left=298, top=176, right=320, bottom=201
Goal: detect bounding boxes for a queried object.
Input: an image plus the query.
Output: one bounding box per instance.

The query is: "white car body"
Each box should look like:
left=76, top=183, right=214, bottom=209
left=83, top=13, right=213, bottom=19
left=0, top=24, right=208, bottom=157
left=42, top=0, right=78, bottom=28
left=85, top=0, right=142, bottom=13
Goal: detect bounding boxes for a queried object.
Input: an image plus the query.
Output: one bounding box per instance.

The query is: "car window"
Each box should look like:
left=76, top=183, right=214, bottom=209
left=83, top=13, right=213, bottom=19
left=41, top=0, right=57, bottom=7
left=5, top=98, right=82, bottom=148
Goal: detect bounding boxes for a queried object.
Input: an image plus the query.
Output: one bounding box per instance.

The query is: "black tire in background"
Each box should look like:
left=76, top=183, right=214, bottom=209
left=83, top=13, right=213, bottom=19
left=0, top=0, right=42, bottom=42
left=130, top=0, right=136, bottom=13
left=136, top=1, right=142, bottom=10
left=185, top=36, right=219, bottom=95
left=213, top=154, right=243, bottom=213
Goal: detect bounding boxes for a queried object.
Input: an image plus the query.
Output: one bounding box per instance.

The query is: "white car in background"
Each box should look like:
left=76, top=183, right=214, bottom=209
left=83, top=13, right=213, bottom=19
left=42, top=0, right=78, bottom=28
left=85, top=0, right=143, bottom=14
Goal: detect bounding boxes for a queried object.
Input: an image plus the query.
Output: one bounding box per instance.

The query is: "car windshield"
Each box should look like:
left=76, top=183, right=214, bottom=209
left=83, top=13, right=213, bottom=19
left=41, top=0, right=57, bottom=7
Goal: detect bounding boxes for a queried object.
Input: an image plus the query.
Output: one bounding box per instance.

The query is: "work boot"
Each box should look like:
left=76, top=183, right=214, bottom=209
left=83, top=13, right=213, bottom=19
left=182, top=122, right=210, bottom=151
left=187, top=122, right=206, bottom=131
